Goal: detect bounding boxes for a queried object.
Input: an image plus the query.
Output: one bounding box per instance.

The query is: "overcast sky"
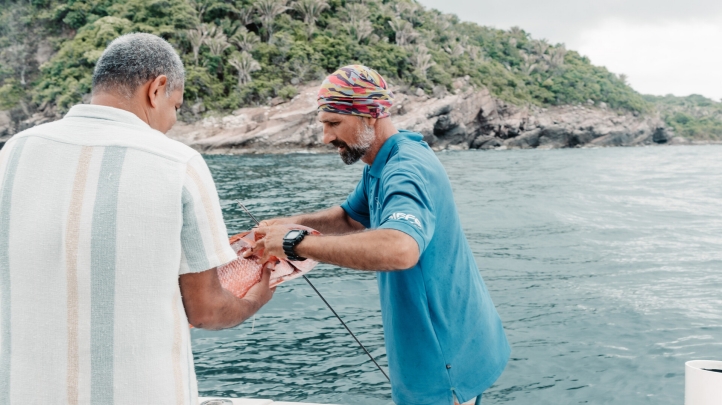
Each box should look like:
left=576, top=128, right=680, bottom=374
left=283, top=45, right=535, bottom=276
left=418, top=0, right=722, bottom=101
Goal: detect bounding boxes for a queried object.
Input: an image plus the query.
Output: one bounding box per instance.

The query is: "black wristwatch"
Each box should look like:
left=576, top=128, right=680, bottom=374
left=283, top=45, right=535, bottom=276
left=283, top=229, right=308, bottom=261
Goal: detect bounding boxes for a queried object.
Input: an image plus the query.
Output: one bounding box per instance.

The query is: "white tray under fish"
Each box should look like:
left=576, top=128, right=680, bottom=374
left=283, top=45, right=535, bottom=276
left=199, top=398, right=336, bottom=405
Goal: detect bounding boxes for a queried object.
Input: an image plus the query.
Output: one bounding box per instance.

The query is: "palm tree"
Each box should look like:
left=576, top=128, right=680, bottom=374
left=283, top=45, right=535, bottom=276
left=431, top=12, right=450, bottom=32
left=345, top=19, right=373, bottom=43
left=519, top=51, right=537, bottom=75
left=191, top=0, right=212, bottom=21
left=444, top=42, right=464, bottom=58
left=236, top=6, right=255, bottom=26
left=230, top=27, right=260, bottom=52
left=5, top=43, right=29, bottom=86
left=390, top=1, right=420, bottom=23
left=341, top=3, right=370, bottom=22
left=548, top=45, right=567, bottom=70
left=255, top=0, right=289, bottom=42
left=388, top=18, right=417, bottom=46
left=509, top=26, right=525, bottom=39
left=466, top=45, right=486, bottom=62
left=292, top=0, right=329, bottom=39
left=186, top=24, right=211, bottom=65
left=206, top=30, right=230, bottom=58
left=532, top=39, right=550, bottom=56
left=229, top=52, right=261, bottom=86
left=409, top=45, right=435, bottom=79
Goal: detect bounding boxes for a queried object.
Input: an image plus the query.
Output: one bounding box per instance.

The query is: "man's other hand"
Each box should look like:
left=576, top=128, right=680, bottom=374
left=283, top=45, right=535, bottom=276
left=245, top=224, right=292, bottom=262
left=258, top=217, right=292, bottom=227
left=243, top=266, right=275, bottom=309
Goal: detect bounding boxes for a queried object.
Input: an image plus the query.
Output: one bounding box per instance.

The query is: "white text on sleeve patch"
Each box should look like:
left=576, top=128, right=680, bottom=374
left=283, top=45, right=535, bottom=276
left=389, top=212, right=422, bottom=229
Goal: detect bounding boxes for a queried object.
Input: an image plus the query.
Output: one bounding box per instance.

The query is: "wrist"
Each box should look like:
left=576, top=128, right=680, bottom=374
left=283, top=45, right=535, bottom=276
left=240, top=296, right=261, bottom=313
left=294, top=235, right=313, bottom=259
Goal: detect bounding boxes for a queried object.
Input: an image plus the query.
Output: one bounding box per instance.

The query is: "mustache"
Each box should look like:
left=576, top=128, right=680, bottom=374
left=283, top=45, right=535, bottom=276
left=331, top=140, right=348, bottom=149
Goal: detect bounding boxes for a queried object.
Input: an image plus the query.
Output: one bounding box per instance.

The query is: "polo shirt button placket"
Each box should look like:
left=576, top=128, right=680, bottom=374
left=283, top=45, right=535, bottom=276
left=446, top=364, right=452, bottom=369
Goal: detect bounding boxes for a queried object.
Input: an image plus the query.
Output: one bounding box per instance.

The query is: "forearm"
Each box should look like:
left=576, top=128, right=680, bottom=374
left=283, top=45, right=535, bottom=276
left=294, top=229, right=419, bottom=271
left=195, top=291, right=261, bottom=330
left=277, top=206, right=364, bottom=235
left=181, top=268, right=271, bottom=330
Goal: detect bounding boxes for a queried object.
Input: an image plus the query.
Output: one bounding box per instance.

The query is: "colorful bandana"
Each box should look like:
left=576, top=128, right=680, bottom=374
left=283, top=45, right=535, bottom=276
left=317, top=65, right=395, bottom=118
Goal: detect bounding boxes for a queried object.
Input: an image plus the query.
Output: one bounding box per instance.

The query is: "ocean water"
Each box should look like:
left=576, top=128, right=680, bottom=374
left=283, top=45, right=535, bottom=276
left=193, top=145, right=722, bottom=405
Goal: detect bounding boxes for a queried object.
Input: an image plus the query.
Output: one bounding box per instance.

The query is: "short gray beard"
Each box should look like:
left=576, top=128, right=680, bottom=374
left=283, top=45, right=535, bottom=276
left=340, top=122, right=375, bottom=165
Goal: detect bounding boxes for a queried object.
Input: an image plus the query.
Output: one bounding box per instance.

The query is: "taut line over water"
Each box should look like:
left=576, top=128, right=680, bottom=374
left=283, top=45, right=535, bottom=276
left=236, top=201, right=391, bottom=383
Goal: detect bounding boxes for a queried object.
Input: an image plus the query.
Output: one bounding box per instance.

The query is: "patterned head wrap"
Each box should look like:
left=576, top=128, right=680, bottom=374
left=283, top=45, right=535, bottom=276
left=317, top=65, right=394, bottom=119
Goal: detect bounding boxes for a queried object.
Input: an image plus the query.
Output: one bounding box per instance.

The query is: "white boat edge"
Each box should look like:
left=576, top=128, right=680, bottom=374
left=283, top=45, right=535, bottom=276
left=199, top=397, right=337, bottom=405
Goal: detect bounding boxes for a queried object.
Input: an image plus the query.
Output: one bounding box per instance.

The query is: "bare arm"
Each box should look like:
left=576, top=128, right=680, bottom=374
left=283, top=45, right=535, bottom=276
left=179, top=267, right=275, bottom=330
left=259, top=206, right=365, bottom=235
left=252, top=226, right=420, bottom=271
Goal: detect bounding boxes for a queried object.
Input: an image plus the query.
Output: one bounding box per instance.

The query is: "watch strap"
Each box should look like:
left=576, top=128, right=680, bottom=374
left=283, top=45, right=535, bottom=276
left=283, top=229, right=308, bottom=261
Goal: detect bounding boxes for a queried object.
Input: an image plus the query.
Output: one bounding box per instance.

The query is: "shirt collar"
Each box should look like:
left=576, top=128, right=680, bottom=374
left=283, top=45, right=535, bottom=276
left=65, top=104, right=152, bottom=129
left=369, top=130, right=423, bottom=177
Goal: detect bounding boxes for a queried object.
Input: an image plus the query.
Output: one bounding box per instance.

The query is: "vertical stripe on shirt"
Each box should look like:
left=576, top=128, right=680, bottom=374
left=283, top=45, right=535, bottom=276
left=66, top=146, right=93, bottom=405
left=172, top=291, right=185, bottom=405
left=181, top=187, right=210, bottom=271
left=186, top=164, right=226, bottom=261
left=90, top=147, right=127, bottom=405
left=186, top=335, right=196, bottom=404
left=0, top=137, right=28, bottom=404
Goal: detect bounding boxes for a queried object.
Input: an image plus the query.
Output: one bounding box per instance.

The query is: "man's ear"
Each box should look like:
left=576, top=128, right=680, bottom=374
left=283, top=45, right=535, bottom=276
left=147, top=75, right=169, bottom=108
left=363, top=117, right=377, bottom=127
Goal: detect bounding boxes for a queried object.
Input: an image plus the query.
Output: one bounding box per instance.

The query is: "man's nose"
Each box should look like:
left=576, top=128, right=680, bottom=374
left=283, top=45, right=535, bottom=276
left=322, top=128, right=335, bottom=145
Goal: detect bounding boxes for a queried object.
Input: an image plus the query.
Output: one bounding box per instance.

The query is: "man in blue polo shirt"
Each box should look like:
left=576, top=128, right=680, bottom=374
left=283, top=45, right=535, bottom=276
left=252, top=65, right=510, bottom=405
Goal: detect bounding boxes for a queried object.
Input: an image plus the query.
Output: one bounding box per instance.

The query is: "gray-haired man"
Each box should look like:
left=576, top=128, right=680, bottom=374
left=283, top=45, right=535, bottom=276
left=0, top=33, right=273, bottom=404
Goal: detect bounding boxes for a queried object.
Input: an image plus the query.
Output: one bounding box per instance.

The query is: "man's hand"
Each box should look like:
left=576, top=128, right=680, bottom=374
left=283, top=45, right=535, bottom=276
left=258, top=217, right=292, bottom=227
left=244, top=224, right=293, bottom=262
left=243, top=266, right=276, bottom=308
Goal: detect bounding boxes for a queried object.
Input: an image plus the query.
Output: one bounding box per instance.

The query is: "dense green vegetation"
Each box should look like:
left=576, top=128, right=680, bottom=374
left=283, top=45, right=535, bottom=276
left=643, top=94, right=722, bottom=140
left=0, top=0, right=659, bottom=119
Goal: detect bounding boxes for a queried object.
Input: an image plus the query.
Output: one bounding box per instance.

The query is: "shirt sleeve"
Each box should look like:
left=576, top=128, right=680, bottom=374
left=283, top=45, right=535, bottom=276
left=179, top=155, right=237, bottom=275
left=378, top=170, right=435, bottom=255
left=340, top=172, right=371, bottom=228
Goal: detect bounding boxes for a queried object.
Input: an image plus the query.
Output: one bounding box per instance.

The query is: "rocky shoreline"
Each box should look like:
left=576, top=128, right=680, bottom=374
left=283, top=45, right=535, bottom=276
left=0, top=81, right=709, bottom=153
left=165, top=81, right=696, bottom=153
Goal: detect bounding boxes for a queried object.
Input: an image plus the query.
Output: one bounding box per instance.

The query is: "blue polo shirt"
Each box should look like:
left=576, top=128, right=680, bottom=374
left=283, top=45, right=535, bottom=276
left=341, top=131, right=510, bottom=405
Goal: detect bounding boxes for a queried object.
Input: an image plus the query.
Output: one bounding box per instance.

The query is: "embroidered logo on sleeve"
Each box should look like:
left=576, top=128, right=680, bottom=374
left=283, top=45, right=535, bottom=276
left=389, top=212, right=422, bottom=229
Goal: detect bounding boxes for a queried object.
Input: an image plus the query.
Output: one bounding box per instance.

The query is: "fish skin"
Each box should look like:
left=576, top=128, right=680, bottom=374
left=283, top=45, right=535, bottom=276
left=217, top=225, right=321, bottom=299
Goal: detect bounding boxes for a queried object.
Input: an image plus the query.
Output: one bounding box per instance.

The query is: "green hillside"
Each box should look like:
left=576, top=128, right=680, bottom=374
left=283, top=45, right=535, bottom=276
left=643, top=94, right=722, bottom=140
left=0, top=0, right=651, bottom=118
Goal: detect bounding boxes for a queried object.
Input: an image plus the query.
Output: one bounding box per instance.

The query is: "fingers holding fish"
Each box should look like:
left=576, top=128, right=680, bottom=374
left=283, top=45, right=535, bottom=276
left=244, top=266, right=276, bottom=309
left=243, top=236, right=263, bottom=259
left=254, top=225, right=291, bottom=261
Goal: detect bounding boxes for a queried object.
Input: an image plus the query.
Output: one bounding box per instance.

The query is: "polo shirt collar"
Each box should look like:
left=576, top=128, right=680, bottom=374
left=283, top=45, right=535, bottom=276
left=369, top=130, right=423, bottom=177
left=65, top=104, right=152, bottom=129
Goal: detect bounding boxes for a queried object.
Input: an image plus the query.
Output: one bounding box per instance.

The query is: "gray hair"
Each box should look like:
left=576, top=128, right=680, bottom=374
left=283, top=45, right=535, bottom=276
left=92, top=33, right=185, bottom=98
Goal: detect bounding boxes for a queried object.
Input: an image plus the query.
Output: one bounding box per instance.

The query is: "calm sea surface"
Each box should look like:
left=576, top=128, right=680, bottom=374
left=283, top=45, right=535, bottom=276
left=193, top=145, right=722, bottom=405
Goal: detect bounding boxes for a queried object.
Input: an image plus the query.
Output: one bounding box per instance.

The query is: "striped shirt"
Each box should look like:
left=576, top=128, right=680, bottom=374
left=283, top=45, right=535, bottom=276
left=0, top=105, right=237, bottom=404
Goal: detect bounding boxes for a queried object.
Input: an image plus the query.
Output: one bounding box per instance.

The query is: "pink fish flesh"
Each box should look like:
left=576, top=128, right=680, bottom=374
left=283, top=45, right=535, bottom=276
left=217, top=224, right=321, bottom=298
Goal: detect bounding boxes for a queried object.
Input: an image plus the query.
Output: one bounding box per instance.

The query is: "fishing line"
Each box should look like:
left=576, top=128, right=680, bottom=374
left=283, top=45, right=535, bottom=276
left=236, top=201, right=391, bottom=383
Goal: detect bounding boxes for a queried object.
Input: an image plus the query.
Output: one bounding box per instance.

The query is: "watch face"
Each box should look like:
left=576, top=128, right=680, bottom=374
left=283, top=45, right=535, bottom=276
left=286, top=230, right=301, bottom=239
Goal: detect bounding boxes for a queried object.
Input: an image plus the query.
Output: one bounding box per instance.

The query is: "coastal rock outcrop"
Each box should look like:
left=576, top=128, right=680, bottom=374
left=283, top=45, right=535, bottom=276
left=1, top=81, right=675, bottom=153
left=166, top=82, right=673, bottom=153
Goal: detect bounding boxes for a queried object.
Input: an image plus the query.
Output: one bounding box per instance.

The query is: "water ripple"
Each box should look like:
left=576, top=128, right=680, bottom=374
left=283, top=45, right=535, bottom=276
left=195, top=146, right=722, bottom=404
